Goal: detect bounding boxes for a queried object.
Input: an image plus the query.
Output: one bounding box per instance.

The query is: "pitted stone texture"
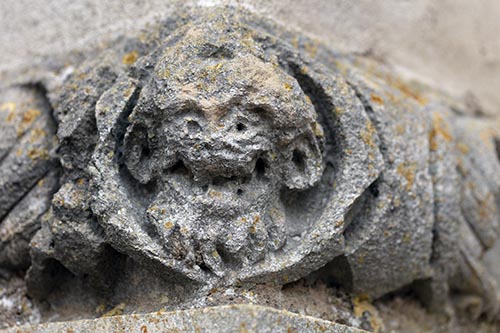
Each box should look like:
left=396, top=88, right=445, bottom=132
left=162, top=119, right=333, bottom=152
left=0, top=86, right=57, bottom=220
left=0, top=6, right=499, bottom=327
left=87, top=10, right=382, bottom=287
left=1, top=305, right=367, bottom=333
left=0, top=172, right=58, bottom=269
left=0, top=86, right=58, bottom=269
left=120, top=39, right=325, bottom=275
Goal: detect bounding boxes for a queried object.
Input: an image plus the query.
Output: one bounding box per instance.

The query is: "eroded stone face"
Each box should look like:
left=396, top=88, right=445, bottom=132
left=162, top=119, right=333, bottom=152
left=85, top=15, right=382, bottom=285
left=120, top=46, right=325, bottom=274
left=1, top=6, right=499, bottom=327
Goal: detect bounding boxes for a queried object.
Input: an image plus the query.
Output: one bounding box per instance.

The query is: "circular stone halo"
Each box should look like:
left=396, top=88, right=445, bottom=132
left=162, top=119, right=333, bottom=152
left=89, top=18, right=384, bottom=286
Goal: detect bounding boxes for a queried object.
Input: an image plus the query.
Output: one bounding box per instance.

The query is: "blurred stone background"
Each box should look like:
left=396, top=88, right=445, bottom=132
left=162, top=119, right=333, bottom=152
left=1, top=0, right=500, bottom=115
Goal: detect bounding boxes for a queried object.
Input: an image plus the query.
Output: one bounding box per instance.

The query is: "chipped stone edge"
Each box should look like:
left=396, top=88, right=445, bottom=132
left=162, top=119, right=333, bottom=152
left=2, top=304, right=368, bottom=333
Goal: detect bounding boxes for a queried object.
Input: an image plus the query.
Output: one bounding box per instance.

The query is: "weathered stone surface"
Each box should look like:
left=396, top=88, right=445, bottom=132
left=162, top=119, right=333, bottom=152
left=87, top=13, right=383, bottom=289
left=1, top=304, right=367, bottom=333
left=0, top=5, right=499, bottom=331
left=0, top=85, right=58, bottom=270
left=0, top=86, right=57, bottom=220
left=0, top=172, right=58, bottom=269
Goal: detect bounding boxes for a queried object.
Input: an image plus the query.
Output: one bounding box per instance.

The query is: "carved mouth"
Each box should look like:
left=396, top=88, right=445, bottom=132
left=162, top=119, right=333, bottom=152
left=165, top=155, right=271, bottom=201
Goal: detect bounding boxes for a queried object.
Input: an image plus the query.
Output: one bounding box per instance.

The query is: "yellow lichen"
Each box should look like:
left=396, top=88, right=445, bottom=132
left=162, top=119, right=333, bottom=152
left=6, top=110, right=16, bottom=123
left=457, top=142, right=470, bottom=154
left=1, top=102, right=17, bottom=123
left=312, top=121, right=324, bottom=138
left=101, top=303, right=126, bottom=317
left=122, top=51, right=139, bottom=65
left=479, top=127, right=496, bottom=146
left=239, top=322, right=249, bottom=333
left=208, top=189, right=222, bottom=198
left=370, top=93, right=384, bottom=105
left=429, top=113, right=453, bottom=151
left=283, top=82, right=293, bottom=91
left=16, top=109, right=42, bottom=137
left=95, top=303, right=106, bottom=314
left=0, top=102, right=16, bottom=113
left=206, top=62, right=223, bottom=71
left=478, top=193, right=493, bottom=219
left=384, top=92, right=398, bottom=103
left=383, top=75, right=428, bottom=105
left=22, top=108, right=41, bottom=124
left=304, top=40, right=318, bottom=58
left=397, top=162, right=417, bottom=191
left=29, top=128, right=46, bottom=143
left=163, top=68, right=171, bottom=79
left=353, top=295, right=383, bottom=333
left=123, top=86, right=135, bottom=98
left=27, top=148, right=49, bottom=160
left=360, top=121, right=377, bottom=148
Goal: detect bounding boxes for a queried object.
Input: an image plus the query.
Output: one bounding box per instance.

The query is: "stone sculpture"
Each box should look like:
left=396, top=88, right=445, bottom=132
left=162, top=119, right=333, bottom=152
left=0, top=6, right=499, bottom=330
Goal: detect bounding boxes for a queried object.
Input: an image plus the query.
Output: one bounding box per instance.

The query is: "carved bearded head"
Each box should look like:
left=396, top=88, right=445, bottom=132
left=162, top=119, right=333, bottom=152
left=120, top=25, right=325, bottom=275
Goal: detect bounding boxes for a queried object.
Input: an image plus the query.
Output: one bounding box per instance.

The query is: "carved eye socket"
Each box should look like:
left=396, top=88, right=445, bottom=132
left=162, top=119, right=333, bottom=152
left=246, top=105, right=272, bottom=120
left=236, top=122, right=246, bottom=132
left=292, top=149, right=306, bottom=172
left=252, top=106, right=267, bottom=115
left=186, top=119, right=202, bottom=133
left=255, top=157, right=267, bottom=179
left=141, top=145, right=151, bottom=158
